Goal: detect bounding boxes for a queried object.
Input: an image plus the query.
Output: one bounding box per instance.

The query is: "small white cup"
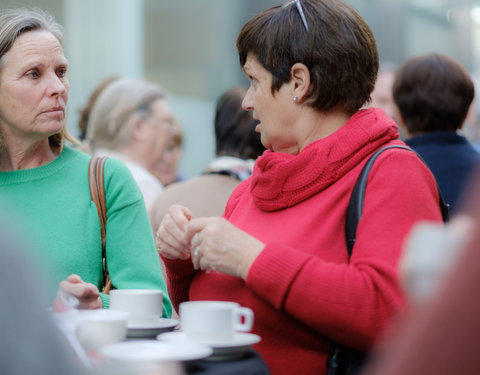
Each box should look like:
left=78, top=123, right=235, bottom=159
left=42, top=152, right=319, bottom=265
left=179, top=301, right=253, bottom=343
left=109, top=289, right=163, bottom=327
left=75, top=309, right=129, bottom=351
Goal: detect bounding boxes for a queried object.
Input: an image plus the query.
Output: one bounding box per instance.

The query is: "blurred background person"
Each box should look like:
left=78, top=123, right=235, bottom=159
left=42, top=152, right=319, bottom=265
left=393, top=53, right=479, bottom=213
left=155, top=1, right=444, bottom=373
left=149, top=86, right=265, bottom=233
left=155, top=117, right=184, bottom=187
left=0, top=8, right=171, bottom=314
left=77, top=76, right=118, bottom=141
left=85, top=77, right=174, bottom=214
left=0, top=205, right=81, bottom=375
left=369, top=62, right=397, bottom=124
left=460, top=72, right=480, bottom=151
left=362, top=164, right=480, bottom=375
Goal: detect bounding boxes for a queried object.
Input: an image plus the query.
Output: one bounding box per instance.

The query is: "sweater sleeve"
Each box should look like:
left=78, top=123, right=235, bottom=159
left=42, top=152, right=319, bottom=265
left=245, top=151, right=443, bottom=350
left=99, top=158, right=172, bottom=317
left=162, top=257, right=196, bottom=313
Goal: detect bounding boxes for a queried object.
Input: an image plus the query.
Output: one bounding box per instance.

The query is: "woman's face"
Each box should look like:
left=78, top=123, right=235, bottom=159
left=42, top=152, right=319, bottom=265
left=158, top=133, right=182, bottom=186
left=142, top=98, right=174, bottom=172
left=0, top=30, right=69, bottom=144
left=241, top=54, right=298, bottom=153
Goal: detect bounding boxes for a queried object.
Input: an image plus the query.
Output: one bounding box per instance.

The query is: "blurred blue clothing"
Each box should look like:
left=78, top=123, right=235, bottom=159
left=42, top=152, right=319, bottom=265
left=405, top=131, right=479, bottom=213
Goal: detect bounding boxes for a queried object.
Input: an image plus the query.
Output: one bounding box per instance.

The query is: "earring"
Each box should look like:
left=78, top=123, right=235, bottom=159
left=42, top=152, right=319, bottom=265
left=293, top=96, right=298, bottom=103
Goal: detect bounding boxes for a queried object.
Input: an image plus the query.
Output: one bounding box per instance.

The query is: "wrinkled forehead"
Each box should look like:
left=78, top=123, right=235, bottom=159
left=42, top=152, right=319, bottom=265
left=1, top=30, right=66, bottom=72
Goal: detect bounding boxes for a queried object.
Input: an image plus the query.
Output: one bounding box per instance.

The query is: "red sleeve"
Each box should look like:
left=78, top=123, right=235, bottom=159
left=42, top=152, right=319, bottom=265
left=162, top=257, right=195, bottom=313
left=246, top=150, right=443, bottom=349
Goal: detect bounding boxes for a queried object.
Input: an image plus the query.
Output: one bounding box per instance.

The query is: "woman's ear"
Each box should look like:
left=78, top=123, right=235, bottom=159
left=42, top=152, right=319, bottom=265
left=290, top=63, right=311, bottom=103
left=130, top=116, right=148, bottom=142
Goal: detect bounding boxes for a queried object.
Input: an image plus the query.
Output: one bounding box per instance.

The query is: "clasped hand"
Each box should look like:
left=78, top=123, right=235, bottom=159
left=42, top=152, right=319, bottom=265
left=155, top=204, right=264, bottom=280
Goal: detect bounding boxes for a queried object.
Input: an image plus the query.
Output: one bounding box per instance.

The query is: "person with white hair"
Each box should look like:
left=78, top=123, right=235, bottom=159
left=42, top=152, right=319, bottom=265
left=86, top=77, right=175, bottom=213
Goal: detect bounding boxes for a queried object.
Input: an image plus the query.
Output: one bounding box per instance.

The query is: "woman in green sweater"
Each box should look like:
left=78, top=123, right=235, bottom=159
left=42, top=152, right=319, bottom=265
left=0, top=8, right=172, bottom=316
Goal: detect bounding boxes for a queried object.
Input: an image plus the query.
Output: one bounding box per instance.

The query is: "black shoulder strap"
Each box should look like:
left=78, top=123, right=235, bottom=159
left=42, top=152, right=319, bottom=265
left=345, top=145, right=450, bottom=256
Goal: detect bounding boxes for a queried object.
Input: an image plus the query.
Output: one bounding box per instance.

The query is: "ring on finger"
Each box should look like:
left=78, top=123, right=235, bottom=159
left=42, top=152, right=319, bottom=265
left=156, top=242, right=163, bottom=253
left=192, top=233, right=200, bottom=246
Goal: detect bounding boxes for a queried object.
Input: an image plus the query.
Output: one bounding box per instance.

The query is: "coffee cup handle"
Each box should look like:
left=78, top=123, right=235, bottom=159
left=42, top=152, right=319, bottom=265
left=235, top=307, right=254, bottom=332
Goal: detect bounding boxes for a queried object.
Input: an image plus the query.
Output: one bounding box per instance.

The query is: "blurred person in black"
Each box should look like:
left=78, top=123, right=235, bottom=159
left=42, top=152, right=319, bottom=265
left=393, top=53, right=479, bottom=213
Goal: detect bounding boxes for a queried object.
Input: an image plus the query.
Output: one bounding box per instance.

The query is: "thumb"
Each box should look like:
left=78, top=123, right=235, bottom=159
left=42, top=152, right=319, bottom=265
left=66, top=274, right=82, bottom=283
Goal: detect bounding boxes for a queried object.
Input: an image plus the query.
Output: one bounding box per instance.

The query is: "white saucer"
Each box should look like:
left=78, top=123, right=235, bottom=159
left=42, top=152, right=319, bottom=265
left=157, top=331, right=261, bottom=361
left=100, top=340, right=213, bottom=363
left=126, top=318, right=179, bottom=338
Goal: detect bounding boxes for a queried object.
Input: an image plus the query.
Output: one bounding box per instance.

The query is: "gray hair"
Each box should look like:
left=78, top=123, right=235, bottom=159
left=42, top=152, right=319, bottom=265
left=86, top=77, right=167, bottom=150
left=0, top=8, right=63, bottom=72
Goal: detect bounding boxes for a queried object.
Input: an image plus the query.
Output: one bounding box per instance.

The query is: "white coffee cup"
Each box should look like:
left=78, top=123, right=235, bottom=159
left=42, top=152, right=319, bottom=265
left=109, top=289, right=163, bottom=327
left=75, top=309, right=129, bottom=351
left=179, top=301, right=254, bottom=343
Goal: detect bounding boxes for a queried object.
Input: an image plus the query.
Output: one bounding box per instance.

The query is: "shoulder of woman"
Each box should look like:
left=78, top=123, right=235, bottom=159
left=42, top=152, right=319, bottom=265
left=223, top=179, right=251, bottom=218
left=101, top=157, right=144, bottom=204
left=367, top=145, right=439, bottom=191
left=102, top=156, right=136, bottom=180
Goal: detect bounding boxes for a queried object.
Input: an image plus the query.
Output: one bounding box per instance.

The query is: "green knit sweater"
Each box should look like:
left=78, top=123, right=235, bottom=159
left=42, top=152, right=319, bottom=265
left=0, top=146, right=172, bottom=317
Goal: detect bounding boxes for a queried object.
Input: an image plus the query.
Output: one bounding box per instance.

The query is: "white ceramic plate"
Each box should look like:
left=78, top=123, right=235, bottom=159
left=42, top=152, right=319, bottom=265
left=126, top=318, right=179, bottom=338
left=157, top=331, right=261, bottom=361
left=100, top=340, right=213, bottom=363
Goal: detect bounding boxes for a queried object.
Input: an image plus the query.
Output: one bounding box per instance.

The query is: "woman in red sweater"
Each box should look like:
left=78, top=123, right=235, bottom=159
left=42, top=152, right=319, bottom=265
left=155, top=1, right=443, bottom=374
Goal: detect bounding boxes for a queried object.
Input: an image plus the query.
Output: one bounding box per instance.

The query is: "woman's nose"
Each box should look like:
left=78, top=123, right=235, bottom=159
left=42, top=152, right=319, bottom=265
left=242, top=89, right=253, bottom=111
left=46, top=73, right=67, bottom=97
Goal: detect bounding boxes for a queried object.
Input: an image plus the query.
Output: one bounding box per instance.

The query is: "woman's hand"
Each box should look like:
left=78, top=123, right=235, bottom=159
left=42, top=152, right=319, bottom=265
left=187, top=217, right=265, bottom=280
left=58, top=274, right=102, bottom=309
left=155, top=204, right=194, bottom=260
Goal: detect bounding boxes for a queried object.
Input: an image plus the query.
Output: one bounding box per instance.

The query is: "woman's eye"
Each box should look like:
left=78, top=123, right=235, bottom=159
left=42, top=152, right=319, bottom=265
left=27, top=70, right=39, bottom=78
left=57, top=67, right=67, bottom=78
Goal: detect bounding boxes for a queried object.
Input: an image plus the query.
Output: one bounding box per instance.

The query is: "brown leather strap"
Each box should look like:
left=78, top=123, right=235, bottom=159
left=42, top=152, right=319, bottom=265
left=88, top=156, right=112, bottom=294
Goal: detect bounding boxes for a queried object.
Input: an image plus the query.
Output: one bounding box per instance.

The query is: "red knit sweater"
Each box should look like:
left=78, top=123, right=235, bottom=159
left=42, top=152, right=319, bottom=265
left=164, top=109, right=443, bottom=375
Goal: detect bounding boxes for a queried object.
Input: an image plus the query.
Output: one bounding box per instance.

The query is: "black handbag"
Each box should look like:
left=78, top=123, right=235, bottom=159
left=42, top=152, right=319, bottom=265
left=326, top=145, right=449, bottom=375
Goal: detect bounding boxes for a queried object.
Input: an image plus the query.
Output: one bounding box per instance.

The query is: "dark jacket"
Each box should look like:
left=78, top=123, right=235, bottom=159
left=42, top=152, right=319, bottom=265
left=406, top=131, right=479, bottom=213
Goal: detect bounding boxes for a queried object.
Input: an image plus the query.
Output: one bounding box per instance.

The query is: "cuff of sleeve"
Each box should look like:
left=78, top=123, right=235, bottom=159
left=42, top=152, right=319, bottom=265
left=100, top=293, right=109, bottom=309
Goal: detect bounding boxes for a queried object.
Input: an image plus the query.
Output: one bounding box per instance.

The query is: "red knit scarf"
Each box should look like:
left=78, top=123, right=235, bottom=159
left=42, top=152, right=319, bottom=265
left=250, top=108, right=399, bottom=211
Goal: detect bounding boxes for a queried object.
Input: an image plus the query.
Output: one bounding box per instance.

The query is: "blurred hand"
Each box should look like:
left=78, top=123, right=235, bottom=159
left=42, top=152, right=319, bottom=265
left=155, top=204, right=194, bottom=260
left=187, top=217, right=265, bottom=280
left=58, top=274, right=102, bottom=309
left=400, top=214, right=475, bottom=303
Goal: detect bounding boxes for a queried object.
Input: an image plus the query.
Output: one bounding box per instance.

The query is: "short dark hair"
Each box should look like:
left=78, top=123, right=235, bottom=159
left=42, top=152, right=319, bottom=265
left=393, top=53, right=475, bottom=133
left=215, top=87, right=265, bottom=160
left=236, top=0, right=378, bottom=114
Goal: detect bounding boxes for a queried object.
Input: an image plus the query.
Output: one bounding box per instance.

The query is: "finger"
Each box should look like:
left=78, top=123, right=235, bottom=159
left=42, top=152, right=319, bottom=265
left=158, top=231, right=190, bottom=260
left=79, top=296, right=103, bottom=310
left=162, top=214, right=190, bottom=248
left=157, top=229, right=191, bottom=260
left=65, top=274, right=82, bottom=283
left=191, top=245, right=202, bottom=270
left=60, top=281, right=99, bottom=299
left=198, top=252, right=212, bottom=272
left=191, top=232, right=201, bottom=247
left=186, top=218, right=212, bottom=243
left=169, top=204, right=194, bottom=231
